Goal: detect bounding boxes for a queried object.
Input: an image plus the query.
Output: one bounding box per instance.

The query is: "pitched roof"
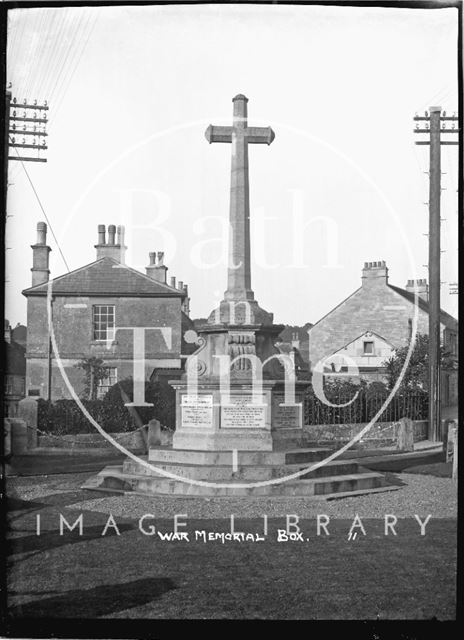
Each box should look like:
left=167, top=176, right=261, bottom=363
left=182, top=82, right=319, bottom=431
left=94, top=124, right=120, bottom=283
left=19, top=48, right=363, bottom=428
left=309, top=283, right=458, bottom=332
left=331, top=330, right=395, bottom=354
left=22, top=257, right=185, bottom=298
left=388, top=285, right=458, bottom=330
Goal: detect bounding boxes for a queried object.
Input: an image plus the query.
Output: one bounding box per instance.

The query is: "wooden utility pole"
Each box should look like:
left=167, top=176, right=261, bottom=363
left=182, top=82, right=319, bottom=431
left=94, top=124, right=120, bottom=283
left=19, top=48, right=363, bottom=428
left=5, top=88, right=51, bottom=398
left=414, top=107, right=458, bottom=441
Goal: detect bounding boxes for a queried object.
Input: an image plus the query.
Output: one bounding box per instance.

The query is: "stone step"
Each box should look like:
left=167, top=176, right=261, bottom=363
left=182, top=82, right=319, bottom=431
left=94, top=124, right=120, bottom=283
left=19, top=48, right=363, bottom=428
left=322, top=484, right=402, bottom=500
left=147, top=447, right=332, bottom=466
left=122, top=457, right=360, bottom=481
left=82, top=466, right=387, bottom=497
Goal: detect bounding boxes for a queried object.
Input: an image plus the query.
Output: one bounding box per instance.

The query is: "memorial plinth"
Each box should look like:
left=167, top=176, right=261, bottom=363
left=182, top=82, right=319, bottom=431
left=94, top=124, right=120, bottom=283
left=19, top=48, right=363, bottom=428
left=170, top=321, right=309, bottom=451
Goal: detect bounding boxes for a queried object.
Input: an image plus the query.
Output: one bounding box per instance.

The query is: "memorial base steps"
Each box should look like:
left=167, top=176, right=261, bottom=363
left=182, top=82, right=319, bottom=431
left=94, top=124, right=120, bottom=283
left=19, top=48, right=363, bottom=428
left=81, top=447, right=396, bottom=497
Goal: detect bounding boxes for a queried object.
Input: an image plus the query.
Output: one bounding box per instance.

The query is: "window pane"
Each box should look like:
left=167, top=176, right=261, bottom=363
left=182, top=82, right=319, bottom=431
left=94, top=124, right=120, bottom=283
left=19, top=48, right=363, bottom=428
left=93, top=305, right=115, bottom=341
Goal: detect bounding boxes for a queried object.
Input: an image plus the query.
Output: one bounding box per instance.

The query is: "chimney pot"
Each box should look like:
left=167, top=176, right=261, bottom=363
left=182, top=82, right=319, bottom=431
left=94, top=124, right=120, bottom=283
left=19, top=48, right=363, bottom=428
left=149, top=252, right=156, bottom=265
left=97, top=224, right=106, bottom=245
left=36, top=221, right=47, bottom=245
left=157, top=251, right=164, bottom=266
left=170, top=276, right=176, bottom=288
left=117, top=225, right=125, bottom=246
left=108, top=225, right=116, bottom=245
left=178, top=280, right=184, bottom=290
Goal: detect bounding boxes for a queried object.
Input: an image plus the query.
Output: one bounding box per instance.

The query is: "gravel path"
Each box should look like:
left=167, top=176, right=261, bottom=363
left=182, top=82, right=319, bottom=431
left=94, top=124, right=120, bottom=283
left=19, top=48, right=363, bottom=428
left=9, top=472, right=455, bottom=519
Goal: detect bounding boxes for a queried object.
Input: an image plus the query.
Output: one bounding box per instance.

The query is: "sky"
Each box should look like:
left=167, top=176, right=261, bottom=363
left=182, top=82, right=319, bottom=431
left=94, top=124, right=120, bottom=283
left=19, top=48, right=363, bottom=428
left=5, top=3, right=459, bottom=327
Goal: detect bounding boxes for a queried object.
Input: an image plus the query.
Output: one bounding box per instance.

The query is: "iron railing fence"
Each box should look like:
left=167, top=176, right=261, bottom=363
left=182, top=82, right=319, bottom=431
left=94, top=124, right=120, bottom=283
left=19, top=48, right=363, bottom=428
left=304, top=390, right=428, bottom=425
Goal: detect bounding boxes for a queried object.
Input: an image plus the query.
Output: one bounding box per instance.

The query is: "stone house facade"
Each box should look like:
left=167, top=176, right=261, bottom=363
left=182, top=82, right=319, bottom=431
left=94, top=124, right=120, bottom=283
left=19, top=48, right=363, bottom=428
left=308, top=261, right=458, bottom=395
left=22, top=222, right=193, bottom=400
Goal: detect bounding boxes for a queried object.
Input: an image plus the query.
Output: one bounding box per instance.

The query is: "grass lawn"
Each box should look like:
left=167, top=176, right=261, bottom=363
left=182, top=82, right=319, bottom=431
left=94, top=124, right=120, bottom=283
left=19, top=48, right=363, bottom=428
left=5, top=479, right=457, bottom=622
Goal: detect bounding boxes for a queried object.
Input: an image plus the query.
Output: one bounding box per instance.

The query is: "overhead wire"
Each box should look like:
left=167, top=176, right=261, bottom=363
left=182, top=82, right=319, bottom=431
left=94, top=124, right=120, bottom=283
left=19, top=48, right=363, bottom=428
left=9, top=136, right=70, bottom=273
left=48, top=10, right=98, bottom=130
left=48, top=9, right=93, bottom=109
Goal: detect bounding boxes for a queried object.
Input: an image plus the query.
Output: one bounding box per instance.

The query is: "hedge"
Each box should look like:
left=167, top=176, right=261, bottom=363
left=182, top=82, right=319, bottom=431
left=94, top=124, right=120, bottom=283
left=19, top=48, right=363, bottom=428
left=38, top=379, right=176, bottom=435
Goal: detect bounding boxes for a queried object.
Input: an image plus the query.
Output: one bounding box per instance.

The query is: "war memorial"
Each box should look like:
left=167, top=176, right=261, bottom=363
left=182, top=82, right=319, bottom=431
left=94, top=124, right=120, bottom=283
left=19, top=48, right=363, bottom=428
left=84, top=95, right=395, bottom=497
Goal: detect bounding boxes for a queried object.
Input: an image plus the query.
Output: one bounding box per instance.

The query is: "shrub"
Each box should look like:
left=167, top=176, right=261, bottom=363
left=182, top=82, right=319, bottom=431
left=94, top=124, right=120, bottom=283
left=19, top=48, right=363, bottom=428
left=37, top=379, right=176, bottom=435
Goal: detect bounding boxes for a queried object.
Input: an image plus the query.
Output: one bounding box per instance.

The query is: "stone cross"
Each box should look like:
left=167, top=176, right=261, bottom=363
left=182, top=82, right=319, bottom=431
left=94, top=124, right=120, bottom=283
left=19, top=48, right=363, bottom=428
left=205, top=94, right=275, bottom=302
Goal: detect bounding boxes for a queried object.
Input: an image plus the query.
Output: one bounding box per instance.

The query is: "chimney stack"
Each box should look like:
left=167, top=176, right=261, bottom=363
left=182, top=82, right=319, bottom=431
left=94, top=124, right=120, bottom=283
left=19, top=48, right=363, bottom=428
left=406, top=278, right=428, bottom=302
left=95, top=224, right=126, bottom=262
left=31, top=221, right=51, bottom=286
left=291, top=331, right=300, bottom=350
left=145, top=251, right=168, bottom=283
left=181, top=284, right=190, bottom=316
left=362, top=260, right=388, bottom=287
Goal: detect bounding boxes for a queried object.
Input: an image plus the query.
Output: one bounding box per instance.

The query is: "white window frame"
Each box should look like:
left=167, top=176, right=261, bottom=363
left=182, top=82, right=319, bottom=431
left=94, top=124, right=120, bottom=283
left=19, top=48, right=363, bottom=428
left=363, top=341, right=374, bottom=355
left=97, top=367, right=118, bottom=399
left=93, top=305, right=116, bottom=342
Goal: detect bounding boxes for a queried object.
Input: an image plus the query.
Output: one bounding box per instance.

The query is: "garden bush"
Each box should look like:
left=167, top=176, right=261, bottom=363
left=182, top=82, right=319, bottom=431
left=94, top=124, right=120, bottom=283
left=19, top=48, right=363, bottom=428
left=37, top=378, right=176, bottom=435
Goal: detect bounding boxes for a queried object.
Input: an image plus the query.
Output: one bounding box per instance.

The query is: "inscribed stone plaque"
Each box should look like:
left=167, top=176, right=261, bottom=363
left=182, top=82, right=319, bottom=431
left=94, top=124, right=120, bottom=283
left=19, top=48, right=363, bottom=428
left=181, top=395, right=213, bottom=428
left=221, top=395, right=266, bottom=429
left=273, top=394, right=302, bottom=429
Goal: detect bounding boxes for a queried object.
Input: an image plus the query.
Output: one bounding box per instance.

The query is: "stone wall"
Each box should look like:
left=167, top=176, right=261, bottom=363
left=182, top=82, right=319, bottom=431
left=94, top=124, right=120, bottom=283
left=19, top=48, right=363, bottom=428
left=25, top=295, right=183, bottom=399
left=37, top=428, right=173, bottom=452
left=303, top=420, right=428, bottom=449
left=309, top=278, right=430, bottom=370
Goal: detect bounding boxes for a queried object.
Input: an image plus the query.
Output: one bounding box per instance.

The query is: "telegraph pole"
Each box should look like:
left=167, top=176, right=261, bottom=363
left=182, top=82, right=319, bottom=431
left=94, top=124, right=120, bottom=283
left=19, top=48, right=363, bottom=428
left=5, top=88, right=50, bottom=398
left=414, top=107, right=458, bottom=441
left=7, top=93, right=49, bottom=163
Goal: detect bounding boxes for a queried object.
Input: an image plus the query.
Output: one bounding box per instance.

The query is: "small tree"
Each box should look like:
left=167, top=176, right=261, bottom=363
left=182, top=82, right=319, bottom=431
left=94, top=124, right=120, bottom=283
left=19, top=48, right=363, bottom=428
left=384, top=333, right=452, bottom=392
left=74, top=356, right=111, bottom=400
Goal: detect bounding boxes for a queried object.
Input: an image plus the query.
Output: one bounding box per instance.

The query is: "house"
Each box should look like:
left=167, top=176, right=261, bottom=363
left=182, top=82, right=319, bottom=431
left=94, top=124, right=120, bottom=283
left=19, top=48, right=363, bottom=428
left=277, top=323, right=313, bottom=364
left=308, top=261, right=458, bottom=391
left=22, top=222, right=194, bottom=400
left=3, top=320, right=26, bottom=416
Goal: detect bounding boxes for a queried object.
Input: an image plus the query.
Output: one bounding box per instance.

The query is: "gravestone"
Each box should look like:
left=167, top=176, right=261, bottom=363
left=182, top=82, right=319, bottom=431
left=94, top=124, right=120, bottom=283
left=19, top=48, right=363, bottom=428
left=396, top=417, right=414, bottom=452
left=18, top=395, right=40, bottom=449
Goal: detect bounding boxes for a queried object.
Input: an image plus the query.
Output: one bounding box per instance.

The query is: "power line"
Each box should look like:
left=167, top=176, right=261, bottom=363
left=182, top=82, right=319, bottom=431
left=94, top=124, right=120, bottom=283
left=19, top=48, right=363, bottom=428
left=9, top=137, right=70, bottom=272
left=48, top=10, right=98, bottom=130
